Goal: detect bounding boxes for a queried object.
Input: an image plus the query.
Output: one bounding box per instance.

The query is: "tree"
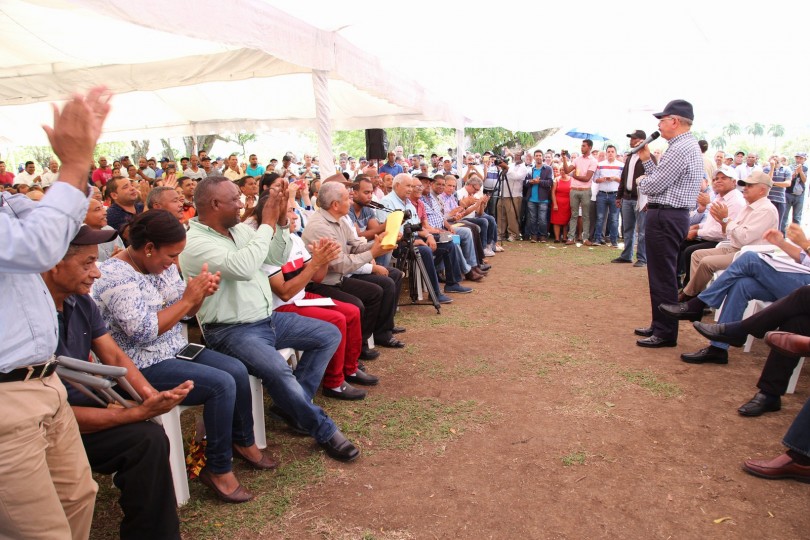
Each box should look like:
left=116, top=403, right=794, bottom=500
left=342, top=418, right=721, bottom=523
left=159, top=139, right=183, bottom=162
left=331, top=128, right=457, bottom=160
left=182, top=135, right=223, bottom=158
left=15, top=145, right=53, bottom=169
left=221, top=132, right=257, bottom=160
left=93, top=141, right=129, bottom=162
left=747, top=123, right=765, bottom=142
left=768, top=124, right=785, bottom=152
left=723, top=123, right=740, bottom=138
left=692, top=129, right=708, bottom=141
left=130, top=140, right=150, bottom=160
left=710, top=136, right=726, bottom=150
left=466, top=128, right=556, bottom=155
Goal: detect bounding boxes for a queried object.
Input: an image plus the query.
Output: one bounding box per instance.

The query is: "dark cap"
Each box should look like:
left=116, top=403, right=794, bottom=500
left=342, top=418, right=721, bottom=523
left=415, top=174, right=431, bottom=181
left=71, top=225, right=118, bottom=246
left=626, top=129, right=646, bottom=140
left=653, top=99, right=694, bottom=121
left=160, top=157, right=169, bottom=162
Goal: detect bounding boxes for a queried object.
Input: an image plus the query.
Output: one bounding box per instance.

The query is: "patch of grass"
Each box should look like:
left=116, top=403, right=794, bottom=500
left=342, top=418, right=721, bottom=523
left=327, top=396, right=480, bottom=452
left=619, top=369, right=683, bottom=398
left=561, top=450, right=587, bottom=466
left=178, top=454, right=326, bottom=539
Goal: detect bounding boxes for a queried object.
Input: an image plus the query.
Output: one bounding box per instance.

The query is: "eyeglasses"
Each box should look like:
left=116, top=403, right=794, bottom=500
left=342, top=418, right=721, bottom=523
left=658, top=116, right=675, bottom=123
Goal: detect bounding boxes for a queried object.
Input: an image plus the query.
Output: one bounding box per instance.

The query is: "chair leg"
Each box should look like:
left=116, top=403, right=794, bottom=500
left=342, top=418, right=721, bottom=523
left=156, top=407, right=190, bottom=506
left=787, top=358, right=805, bottom=394
left=249, top=375, right=267, bottom=450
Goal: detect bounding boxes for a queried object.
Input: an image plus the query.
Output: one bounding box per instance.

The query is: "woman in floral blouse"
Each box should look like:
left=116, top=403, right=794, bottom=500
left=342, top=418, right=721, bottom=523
left=93, top=210, right=274, bottom=504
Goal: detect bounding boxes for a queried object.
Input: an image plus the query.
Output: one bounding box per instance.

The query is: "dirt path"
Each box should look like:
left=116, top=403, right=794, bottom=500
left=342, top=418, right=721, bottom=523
left=263, top=241, right=810, bottom=539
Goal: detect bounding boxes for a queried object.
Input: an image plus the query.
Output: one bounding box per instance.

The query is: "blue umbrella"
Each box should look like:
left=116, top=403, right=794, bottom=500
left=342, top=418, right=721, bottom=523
left=565, top=129, right=610, bottom=141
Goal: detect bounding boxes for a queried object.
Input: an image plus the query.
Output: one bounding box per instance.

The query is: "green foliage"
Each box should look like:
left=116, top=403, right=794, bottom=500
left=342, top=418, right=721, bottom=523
left=466, top=128, right=537, bottom=155
left=221, top=132, right=257, bottom=159
left=723, top=123, right=740, bottom=137
left=332, top=128, right=456, bottom=159
left=710, top=136, right=726, bottom=150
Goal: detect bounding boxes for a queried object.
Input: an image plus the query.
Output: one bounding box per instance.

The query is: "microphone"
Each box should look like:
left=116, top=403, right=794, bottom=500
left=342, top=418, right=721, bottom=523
left=626, top=131, right=660, bottom=155
left=365, top=200, right=388, bottom=211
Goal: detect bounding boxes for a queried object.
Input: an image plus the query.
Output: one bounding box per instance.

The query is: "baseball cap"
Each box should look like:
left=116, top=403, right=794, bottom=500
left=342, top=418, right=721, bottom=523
left=626, top=130, right=646, bottom=139
left=160, top=157, right=169, bottom=163
left=737, top=170, right=773, bottom=188
left=653, top=99, right=694, bottom=121
left=795, top=152, right=807, bottom=159
left=714, top=165, right=736, bottom=179
left=71, top=224, right=118, bottom=245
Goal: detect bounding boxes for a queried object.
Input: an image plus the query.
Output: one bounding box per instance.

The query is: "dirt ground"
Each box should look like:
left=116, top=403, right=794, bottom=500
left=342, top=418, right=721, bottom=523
left=90, top=240, right=810, bottom=539
left=268, top=241, right=810, bottom=540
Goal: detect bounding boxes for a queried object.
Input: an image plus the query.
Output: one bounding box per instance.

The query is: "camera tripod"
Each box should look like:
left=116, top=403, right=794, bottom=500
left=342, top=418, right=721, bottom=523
left=395, top=233, right=441, bottom=314
left=491, top=166, right=522, bottom=241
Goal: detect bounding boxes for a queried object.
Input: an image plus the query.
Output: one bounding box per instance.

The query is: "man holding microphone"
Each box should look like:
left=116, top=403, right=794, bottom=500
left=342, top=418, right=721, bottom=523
left=633, top=100, right=704, bottom=348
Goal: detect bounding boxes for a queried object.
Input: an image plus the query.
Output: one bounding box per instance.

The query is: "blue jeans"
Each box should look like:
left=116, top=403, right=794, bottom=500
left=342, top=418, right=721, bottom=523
left=141, top=349, right=254, bottom=474
left=772, top=201, right=787, bottom=233
left=698, top=251, right=810, bottom=349
left=619, top=200, right=646, bottom=263
left=526, top=201, right=549, bottom=239
left=202, top=312, right=341, bottom=444
left=594, top=192, right=619, bottom=244
left=464, top=214, right=497, bottom=246
left=783, top=192, right=805, bottom=231
left=784, top=396, right=810, bottom=457
left=455, top=225, right=478, bottom=268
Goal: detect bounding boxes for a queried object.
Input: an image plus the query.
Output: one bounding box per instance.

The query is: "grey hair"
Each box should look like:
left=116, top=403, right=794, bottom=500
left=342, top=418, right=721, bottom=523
left=318, top=181, right=345, bottom=208
left=673, top=115, right=693, bottom=127
left=392, top=173, right=412, bottom=187
left=146, top=186, right=175, bottom=209
left=466, top=176, right=482, bottom=188
left=194, top=175, right=230, bottom=210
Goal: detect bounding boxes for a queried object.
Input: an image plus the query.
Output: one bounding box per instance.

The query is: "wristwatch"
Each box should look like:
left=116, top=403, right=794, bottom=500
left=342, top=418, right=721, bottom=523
left=721, top=217, right=729, bottom=224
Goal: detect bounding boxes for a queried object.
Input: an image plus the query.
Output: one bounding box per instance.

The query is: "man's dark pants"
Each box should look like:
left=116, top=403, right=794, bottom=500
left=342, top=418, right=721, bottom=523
left=646, top=207, right=690, bottom=341
left=741, top=286, right=810, bottom=396
left=82, top=421, right=180, bottom=540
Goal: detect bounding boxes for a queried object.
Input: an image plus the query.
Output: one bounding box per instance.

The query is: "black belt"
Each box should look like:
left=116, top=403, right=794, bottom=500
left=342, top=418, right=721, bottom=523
left=647, top=203, right=688, bottom=210
left=600, top=191, right=618, bottom=195
left=0, top=360, right=58, bottom=383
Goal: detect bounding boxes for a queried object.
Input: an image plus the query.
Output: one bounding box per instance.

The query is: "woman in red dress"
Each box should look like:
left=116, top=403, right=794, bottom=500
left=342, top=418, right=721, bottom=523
left=550, top=165, right=572, bottom=242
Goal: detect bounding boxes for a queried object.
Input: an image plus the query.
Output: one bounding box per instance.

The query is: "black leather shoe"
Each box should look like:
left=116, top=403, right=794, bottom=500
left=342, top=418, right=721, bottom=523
left=319, top=430, right=360, bottom=462
left=346, top=369, right=379, bottom=386
left=322, top=382, right=367, bottom=400
left=659, top=302, right=703, bottom=321
left=478, top=263, right=492, bottom=271
left=391, top=326, right=406, bottom=334
left=692, top=322, right=748, bottom=347
left=738, top=392, right=781, bottom=417
left=634, top=326, right=654, bottom=337
left=636, top=335, right=677, bottom=348
left=612, top=257, right=632, bottom=264
left=359, top=347, right=380, bottom=360
left=680, top=346, right=728, bottom=364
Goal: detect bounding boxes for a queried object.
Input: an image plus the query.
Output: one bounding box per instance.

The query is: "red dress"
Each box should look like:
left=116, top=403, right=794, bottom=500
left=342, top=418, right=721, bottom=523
left=550, top=177, right=572, bottom=225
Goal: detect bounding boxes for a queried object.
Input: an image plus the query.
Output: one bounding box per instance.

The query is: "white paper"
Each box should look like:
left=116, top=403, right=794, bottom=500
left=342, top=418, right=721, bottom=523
left=758, top=253, right=810, bottom=275
left=294, top=297, right=336, bottom=307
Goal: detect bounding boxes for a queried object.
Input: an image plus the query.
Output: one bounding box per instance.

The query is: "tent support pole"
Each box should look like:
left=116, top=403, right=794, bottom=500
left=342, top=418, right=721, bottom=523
left=312, top=70, right=335, bottom=177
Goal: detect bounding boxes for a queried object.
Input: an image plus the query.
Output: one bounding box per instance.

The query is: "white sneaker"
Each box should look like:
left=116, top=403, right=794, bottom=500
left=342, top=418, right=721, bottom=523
left=483, top=248, right=496, bottom=257
left=494, top=244, right=505, bottom=252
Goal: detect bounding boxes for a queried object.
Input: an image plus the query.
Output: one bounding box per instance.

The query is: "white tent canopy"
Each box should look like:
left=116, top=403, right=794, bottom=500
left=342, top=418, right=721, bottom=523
left=0, top=0, right=469, bottom=172
left=3, top=0, right=810, bottom=154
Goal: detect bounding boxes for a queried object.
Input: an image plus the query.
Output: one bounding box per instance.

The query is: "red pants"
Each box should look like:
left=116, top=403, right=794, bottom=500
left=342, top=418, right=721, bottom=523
left=274, top=292, right=362, bottom=388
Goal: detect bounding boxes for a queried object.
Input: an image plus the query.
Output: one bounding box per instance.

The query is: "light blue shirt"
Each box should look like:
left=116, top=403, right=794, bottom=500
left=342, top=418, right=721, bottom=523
left=0, top=182, right=88, bottom=372
left=379, top=191, right=419, bottom=231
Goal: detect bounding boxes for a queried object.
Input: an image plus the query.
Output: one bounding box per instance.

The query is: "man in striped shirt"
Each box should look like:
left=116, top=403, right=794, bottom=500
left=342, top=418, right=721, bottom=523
left=634, top=99, right=704, bottom=348
left=592, top=145, right=624, bottom=247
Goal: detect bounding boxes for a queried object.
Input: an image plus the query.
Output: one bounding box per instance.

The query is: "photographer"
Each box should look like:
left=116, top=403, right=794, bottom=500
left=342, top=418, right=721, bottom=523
left=496, top=150, right=528, bottom=243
